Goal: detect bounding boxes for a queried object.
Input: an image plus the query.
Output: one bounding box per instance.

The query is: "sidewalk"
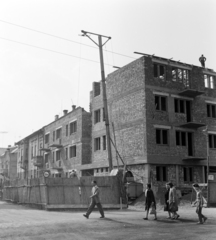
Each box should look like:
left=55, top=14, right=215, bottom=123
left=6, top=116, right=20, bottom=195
left=0, top=201, right=215, bottom=240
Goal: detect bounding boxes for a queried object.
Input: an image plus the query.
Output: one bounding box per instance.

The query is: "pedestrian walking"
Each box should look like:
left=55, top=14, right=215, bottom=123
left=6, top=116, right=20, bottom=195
left=199, top=54, right=206, bottom=67
left=143, top=183, right=157, bottom=220
left=192, top=183, right=207, bottom=224
left=168, top=182, right=180, bottom=220
left=164, top=183, right=171, bottom=219
left=83, top=180, right=105, bottom=219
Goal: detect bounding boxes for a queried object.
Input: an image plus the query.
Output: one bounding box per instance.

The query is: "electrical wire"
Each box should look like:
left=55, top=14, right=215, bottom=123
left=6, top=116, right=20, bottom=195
left=0, top=19, right=136, bottom=60
left=0, top=36, right=113, bottom=66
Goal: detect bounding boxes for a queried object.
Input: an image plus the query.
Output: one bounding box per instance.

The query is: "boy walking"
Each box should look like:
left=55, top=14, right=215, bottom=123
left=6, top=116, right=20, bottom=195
left=83, top=180, right=105, bottom=219
left=192, top=183, right=207, bottom=224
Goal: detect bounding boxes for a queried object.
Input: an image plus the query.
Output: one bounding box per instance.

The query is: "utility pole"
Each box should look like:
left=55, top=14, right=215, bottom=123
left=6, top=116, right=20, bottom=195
left=81, top=30, right=113, bottom=172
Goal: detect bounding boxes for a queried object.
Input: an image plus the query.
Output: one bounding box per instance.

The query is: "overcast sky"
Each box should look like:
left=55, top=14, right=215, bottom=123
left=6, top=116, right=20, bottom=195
left=0, top=0, right=215, bottom=147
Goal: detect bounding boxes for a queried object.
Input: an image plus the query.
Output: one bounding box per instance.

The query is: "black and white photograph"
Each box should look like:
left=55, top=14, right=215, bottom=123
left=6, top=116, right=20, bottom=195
left=0, top=0, right=215, bottom=239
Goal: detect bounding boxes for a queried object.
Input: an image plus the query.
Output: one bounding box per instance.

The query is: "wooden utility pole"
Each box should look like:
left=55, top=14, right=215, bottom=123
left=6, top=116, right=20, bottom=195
left=81, top=30, right=113, bottom=172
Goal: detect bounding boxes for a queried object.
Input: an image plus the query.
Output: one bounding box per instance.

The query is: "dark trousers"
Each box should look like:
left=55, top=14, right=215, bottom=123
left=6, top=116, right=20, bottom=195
left=196, top=206, right=205, bottom=223
left=86, top=200, right=104, bottom=217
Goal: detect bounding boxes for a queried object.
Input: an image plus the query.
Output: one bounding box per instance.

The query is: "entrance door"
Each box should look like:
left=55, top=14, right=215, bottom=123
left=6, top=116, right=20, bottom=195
left=187, top=132, right=193, bottom=156
left=186, top=101, right=192, bottom=122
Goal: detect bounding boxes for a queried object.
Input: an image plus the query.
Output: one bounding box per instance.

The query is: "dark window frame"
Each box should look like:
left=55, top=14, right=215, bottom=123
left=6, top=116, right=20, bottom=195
left=95, top=137, right=101, bottom=151
left=66, top=124, right=68, bottom=136
left=94, top=109, right=101, bottom=124
left=70, top=121, right=77, bottom=135
left=176, top=131, right=187, bottom=146
left=174, top=99, right=191, bottom=114
left=156, top=166, right=167, bottom=182
left=45, top=154, right=49, bottom=164
left=207, top=104, right=216, bottom=118
left=56, top=150, right=61, bottom=161
left=103, top=135, right=106, bottom=150
left=155, top=95, right=167, bottom=111
left=45, top=133, right=50, bottom=144
left=153, top=63, right=166, bottom=80
left=183, top=167, right=193, bottom=182
left=69, top=145, right=77, bottom=158
left=208, top=134, right=216, bottom=149
left=56, top=128, right=62, bottom=140
left=156, top=129, right=169, bottom=145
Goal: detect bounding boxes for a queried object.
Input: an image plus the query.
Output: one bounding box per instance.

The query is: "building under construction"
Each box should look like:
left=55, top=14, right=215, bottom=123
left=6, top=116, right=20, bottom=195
left=86, top=54, right=216, bottom=189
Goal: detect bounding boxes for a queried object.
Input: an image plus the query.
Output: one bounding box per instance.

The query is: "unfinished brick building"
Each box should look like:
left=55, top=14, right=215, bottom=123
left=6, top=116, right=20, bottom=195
left=89, top=54, right=216, bottom=188
left=42, top=106, right=91, bottom=177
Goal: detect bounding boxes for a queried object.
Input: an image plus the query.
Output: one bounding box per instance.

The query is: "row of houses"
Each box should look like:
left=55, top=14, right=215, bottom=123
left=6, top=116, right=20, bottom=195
left=1, top=54, right=216, bottom=189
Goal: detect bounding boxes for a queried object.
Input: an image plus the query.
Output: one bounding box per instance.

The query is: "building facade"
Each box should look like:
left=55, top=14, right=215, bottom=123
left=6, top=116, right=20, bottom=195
left=0, top=146, right=18, bottom=180
left=87, top=55, right=216, bottom=188
left=42, top=106, right=91, bottom=177
left=16, top=129, right=44, bottom=179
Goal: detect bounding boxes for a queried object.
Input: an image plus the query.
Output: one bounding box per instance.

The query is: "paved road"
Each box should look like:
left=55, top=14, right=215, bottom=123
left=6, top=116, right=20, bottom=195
left=0, top=201, right=215, bottom=240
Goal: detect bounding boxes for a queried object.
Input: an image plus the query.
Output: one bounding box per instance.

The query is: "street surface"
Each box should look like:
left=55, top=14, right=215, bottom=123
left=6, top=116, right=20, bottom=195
left=0, top=201, right=215, bottom=240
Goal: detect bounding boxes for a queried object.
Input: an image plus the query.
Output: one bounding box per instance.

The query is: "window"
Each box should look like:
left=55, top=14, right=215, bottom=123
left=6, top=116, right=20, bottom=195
left=153, top=63, right=166, bottom=80
left=45, top=154, right=49, bottom=164
left=103, top=136, right=106, bottom=150
left=56, top=150, right=61, bottom=161
left=94, top=109, right=101, bottom=123
left=176, top=131, right=187, bottom=146
left=56, top=128, right=62, bottom=140
left=31, top=146, right=33, bottom=158
left=95, top=137, right=101, bottom=151
left=69, top=146, right=76, bottom=158
left=52, top=152, right=55, bottom=163
left=207, top=104, right=216, bottom=118
left=156, top=129, right=168, bottom=145
left=94, top=82, right=100, bottom=97
left=65, top=147, right=68, bottom=160
left=70, top=121, right=77, bottom=134
left=204, top=75, right=214, bottom=89
left=45, top=133, right=50, bottom=144
left=66, top=125, right=68, bottom=136
left=156, top=166, right=167, bottom=181
left=53, top=131, right=55, bottom=141
left=183, top=167, right=193, bottom=182
left=208, top=134, right=216, bottom=149
left=174, top=99, right=191, bottom=114
left=155, top=95, right=167, bottom=111
left=172, top=67, right=189, bottom=86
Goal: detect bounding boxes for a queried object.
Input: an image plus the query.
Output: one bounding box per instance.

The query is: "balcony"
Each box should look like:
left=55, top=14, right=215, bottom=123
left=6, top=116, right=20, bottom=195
left=33, top=156, right=43, bottom=167
left=182, top=157, right=206, bottom=161
left=178, top=89, right=204, bottom=98
left=177, top=122, right=206, bottom=129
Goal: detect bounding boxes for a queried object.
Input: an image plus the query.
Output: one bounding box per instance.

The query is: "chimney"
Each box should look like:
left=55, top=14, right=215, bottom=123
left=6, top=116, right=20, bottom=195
left=55, top=115, right=59, bottom=121
left=72, top=105, right=76, bottom=111
left=63, top=110, right=68, bottom=116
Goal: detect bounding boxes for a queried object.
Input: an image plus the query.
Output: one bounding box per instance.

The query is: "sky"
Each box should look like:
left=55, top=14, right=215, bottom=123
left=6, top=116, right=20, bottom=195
left=0, top=0, right=215, bottom=147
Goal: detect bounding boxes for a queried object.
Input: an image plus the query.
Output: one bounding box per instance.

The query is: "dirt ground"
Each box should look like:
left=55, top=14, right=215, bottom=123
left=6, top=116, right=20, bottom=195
left=0, top=201, right=215, bottom=240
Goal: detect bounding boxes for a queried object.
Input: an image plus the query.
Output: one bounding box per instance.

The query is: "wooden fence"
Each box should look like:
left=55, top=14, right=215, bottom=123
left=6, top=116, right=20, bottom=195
left=2, top=176, right=127, bottom=210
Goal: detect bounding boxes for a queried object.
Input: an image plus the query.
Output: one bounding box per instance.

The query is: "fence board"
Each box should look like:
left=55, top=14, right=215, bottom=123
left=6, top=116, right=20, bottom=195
left=2, top=176, right=125, bottom=210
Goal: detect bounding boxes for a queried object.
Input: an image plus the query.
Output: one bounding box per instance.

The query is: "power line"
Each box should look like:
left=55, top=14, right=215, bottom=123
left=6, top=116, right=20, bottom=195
left=0, top=19, right=136, bottom=60
left=0, top=36, right=114, bottom=66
